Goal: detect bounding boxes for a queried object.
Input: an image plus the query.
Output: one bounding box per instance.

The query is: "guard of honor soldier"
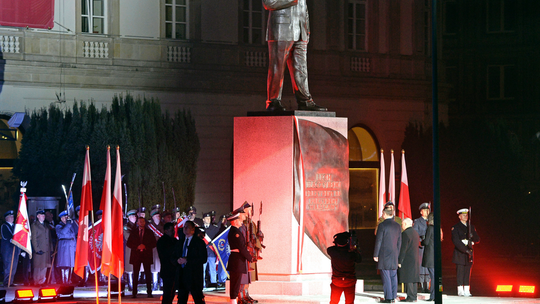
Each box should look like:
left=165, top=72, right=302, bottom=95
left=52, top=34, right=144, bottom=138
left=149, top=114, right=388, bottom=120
left=452, top=208, right=480, bottom=297
left=413, top=202, right=431, bottom=293
left=1, top=210, right=20, bottom=287
left=55, top=210, right=78, bottom=284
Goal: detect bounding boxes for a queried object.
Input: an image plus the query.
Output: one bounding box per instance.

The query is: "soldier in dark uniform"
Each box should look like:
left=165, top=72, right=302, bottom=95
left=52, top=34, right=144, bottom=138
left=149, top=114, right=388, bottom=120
left=451, top=208, right=480, bottom=297
left=55, top=210, right=78, bottom=284
left=1, top=210, right=20, bottom=287
left=374, top=201, right=402, bottom=235
left=227, top=213, right=253, bottom=304
left=421, top=213, right=435, bottom=301
left=149, top=206, right=164, bottom=291
left=31, top=210, right=52, bottom=286
left=127, top=217, right=157, bottom=298
left=413, top=202, right=430, bottom=292
left=157, top=222, right=178, bottom=304
left=187, top=206, right=204, bottom=227
left=238, top=203, right=261, bottom=304
left=327, top=231, right=362, bottom=304
left=202, top=212, right=219, bottom=290
left=124, top=209, right=138, bottom=291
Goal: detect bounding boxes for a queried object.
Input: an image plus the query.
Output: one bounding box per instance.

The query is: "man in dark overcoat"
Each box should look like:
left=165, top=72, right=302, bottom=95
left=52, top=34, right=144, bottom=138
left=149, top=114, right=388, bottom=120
left=174, top=220, right=207, bottom=304
left=413, top=202, right=430, bottom=292
left=398, top=218, right=420, bottom=302
left=451, top=208, right=480, bottom=297
left=31, top=210, right=51, bottom=285
left=157, top=222, right=177, bottom=304
left=373, top=208, right=401, bottom=303
left=421, top=213, right=435, bottom=301
left=127, top=217, right=157, bottom=298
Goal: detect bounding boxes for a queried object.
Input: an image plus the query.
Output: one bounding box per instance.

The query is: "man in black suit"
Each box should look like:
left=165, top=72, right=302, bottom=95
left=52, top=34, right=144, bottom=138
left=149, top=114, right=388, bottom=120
left=157, top=222, right=178, bottom=304
left=373, top=208, right=402, bottom=303
left=263, top=0, right=326, bottom=112
left=227, top=213, right=253, bottom=304
left=127, top=217, right=157, bottom=298
left=398, top=218, right=420, bottom=302
left=174, top=220, right=207, bottom=304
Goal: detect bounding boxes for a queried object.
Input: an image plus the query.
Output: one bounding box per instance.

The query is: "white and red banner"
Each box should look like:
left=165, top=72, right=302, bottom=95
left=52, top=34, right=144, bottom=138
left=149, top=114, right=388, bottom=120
left=74, top=147, right=94, bottom=278
left=378, top=149, right=386, bottom=217
left=398, top=150, right=412, bottom=220
left=0, top=0, right=54, bottom=29
left=105, top=146, right=124, bottom=278
left=11, top=182, right=32, bottom=258
left=99, top=146, right=112, bottom=276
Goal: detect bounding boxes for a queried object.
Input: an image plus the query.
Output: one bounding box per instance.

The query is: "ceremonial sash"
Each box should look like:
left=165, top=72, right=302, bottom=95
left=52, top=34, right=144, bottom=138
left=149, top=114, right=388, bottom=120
left=148, top=223, right=163, bottom=238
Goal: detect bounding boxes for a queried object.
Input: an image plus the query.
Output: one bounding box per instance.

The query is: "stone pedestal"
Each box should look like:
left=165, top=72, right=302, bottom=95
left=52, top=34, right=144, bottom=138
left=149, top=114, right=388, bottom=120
left=233, top=115, right=361, bottom=296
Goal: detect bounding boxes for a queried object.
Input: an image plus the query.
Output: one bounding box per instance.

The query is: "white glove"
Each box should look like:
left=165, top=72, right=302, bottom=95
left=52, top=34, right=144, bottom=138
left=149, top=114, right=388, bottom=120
left=461, top=239, right=468, bottom=245
left=21, top=252, right=26, bottom=258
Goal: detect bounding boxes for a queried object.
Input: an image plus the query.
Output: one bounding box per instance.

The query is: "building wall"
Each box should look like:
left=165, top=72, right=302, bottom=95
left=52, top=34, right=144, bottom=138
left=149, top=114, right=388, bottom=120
left=0, top=0, right=447, bottom=217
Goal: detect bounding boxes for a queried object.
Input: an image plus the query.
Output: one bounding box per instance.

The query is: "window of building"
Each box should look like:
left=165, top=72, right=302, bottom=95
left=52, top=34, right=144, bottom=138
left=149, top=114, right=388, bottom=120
left=347, top=0, right=367, bottom=51
left=487, top=0, right=516, bottom=33
left=81, top=0, right=106, bottom=34
left=443, top=0, right=458, bottom=34
left=487, top=65, right=517, bottom=100
left=165, top=0, right=188, bottom=39
left=242, top=0, right=265, bottom=44
left=348, top=125, right=379, bottom=229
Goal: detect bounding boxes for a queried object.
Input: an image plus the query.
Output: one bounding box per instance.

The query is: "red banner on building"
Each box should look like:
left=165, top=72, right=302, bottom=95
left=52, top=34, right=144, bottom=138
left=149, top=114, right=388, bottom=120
left=0, top=0, right=54, bottom=29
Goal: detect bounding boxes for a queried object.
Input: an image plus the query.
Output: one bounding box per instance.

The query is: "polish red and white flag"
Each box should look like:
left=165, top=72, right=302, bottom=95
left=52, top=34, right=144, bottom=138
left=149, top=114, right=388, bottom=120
left=11, top=182, right=32, bottom=258
left=74, top=147, right=94, bottom=278
left=398, top=150, right=412, bottom=220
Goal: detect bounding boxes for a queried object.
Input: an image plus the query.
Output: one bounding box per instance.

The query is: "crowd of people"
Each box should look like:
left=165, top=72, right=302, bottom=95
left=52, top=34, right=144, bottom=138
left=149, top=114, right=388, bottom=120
left=0, top=203, right=263, bottom=304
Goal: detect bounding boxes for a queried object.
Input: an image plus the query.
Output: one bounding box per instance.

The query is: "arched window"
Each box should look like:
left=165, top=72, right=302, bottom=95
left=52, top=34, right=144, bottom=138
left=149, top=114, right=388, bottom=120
left=348, top=125, right=379, bottom=229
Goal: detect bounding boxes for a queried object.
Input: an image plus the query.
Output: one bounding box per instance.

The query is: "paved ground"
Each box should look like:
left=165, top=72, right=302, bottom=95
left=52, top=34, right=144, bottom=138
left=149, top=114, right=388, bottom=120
left=3, top=286, right=539, bottom=304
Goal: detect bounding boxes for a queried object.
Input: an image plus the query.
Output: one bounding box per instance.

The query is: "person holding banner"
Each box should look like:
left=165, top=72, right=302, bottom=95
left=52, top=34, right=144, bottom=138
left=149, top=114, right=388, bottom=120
left=55, top=210, right=78, bottom=284
left=31, top=210, right=52, bottom=286
left=1, top=210, right=20, bottom=286
left=202, top=212, right=219, bottom=290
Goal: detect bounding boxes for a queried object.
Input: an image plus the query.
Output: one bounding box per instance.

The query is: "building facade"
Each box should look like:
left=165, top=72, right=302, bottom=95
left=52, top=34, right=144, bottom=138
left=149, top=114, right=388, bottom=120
left=0, top=0, right=448, bottom=226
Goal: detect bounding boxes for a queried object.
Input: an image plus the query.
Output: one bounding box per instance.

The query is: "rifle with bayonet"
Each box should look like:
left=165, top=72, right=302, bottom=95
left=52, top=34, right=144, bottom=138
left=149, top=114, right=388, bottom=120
left=467, top=206, right=473, bottom=262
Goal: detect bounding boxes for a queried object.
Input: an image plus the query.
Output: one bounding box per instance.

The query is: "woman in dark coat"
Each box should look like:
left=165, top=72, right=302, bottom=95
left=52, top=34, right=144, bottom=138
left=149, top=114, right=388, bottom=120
left=421, top=213, right=435, bottom=301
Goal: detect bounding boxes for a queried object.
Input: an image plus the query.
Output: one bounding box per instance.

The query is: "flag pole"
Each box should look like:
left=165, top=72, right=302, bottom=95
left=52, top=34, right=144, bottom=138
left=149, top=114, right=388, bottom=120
left=91, top=210, right=100, bottom=304
left=7, top=246, right=15, bottom=287
left=118, top=264, right=122, bottom=304
left=107, top=274, right=111, bottom=304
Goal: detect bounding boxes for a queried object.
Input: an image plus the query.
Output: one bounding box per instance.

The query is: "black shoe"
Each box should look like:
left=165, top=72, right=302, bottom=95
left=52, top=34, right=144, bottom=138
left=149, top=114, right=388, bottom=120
left=266, top=100, right=286, bottom=111
left=247, top=295, right=258, bottom=303
left=147, top=293, right=153, bottom=298
left=297, top=100, right=327, bottom=111
left=400, top=298, right=416, bottom=302
left=380, top=300, right=392, bottom=303
left=131, top=294, right=137, bottom=299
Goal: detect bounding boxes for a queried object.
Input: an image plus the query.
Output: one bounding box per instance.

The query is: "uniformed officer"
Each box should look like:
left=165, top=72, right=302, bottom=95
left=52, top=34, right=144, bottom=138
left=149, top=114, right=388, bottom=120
left=375, top=201, right=402, bottom=235
left=202, top=212, right=220, bottom=290
left=55, top=210, right=78, bottom=284
left=413, top=202, right=430, bottom=292
left=238, top=202, right=260, bottom=304
left=227, top=213, right=253, bottom=304
left=451, top=208, right=480, bottom=297
left=137, top=207, right=147, bottom=220
left=149, top=205, right=164, bottom=291
left=1, top=210, right=20, bottom=287
left=187, top=206, right=204, bottom=227
left=124, top=209, right=138, bottom=291
left=31, top=210, right=52, bottom=285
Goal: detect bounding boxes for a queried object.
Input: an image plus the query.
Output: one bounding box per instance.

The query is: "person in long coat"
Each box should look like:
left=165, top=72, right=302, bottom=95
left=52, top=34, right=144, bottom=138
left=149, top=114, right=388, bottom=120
left=55, top=210, right=78, bottom=284
left=398, top=218, right=420, bottom=302
left=373, top=208, right=401, bottom=303
left=421, top=213, right=435, bottom=301
left=413, top=202, right=431, bottom=292
left=157, top=222, right=178, bottom=304
left=127, top=217, right=157, bottom=298
left=173, top=220, right=207, bottom=304
left=31, top=210, right=52, bottom=285
left=227, top=213, right=253, bottom=304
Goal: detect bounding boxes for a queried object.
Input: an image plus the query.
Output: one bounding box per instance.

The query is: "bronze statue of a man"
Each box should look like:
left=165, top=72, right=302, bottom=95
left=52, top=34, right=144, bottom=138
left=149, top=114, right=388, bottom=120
left=264, top=0, right=327, bottom=112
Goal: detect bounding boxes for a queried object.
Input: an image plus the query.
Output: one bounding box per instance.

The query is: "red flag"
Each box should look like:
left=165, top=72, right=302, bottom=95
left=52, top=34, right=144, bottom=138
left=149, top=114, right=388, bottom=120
left=74, top=147, right=94, bottom=278
left=378, top=150, right=386, bottom=217
left=388, top=149, right=395, bottom=203
left=11, top=182, right=32, bottom=258
left=88, top=219, right=103, bottom=273
left=102, top=146, right=124, bottom=278
left=100, top=146, right=112, bottom=275
left=398, top=150, right=412, bottom=220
